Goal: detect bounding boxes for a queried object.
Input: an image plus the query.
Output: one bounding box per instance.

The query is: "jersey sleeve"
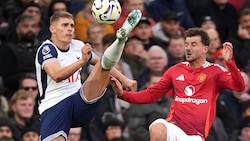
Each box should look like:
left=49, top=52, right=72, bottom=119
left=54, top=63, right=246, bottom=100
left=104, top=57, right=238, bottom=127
left=216, top=60, right=245, bottom=92
left=119, top=68, right=173, bottom=104
left=37, top=44, right=58, bottom=68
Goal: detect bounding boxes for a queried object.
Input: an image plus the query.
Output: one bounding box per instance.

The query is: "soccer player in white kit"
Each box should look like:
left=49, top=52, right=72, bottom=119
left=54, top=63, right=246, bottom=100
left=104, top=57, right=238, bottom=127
left=35, top=10, right=142, bottom=141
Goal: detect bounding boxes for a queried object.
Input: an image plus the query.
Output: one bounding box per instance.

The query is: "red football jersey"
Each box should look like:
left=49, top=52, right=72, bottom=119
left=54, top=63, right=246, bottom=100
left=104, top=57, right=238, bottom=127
left=120, top=61, right=245, bottom=138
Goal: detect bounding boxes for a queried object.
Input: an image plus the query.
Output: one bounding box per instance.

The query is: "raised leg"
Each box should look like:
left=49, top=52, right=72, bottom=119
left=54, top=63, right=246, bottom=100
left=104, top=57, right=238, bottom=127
left=83, top=9, right=142, bottom=100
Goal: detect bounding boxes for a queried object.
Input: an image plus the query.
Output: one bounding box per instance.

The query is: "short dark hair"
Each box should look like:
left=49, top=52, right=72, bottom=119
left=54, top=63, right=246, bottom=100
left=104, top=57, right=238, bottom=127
left=102, top=34, right=116, bottom=46
left=169, top=35, right=185, bottom=43
left=185, top=28, right=210, bottom=46
left=21, top=2, right=41, bottom=14
left=48, top=0, right=68, bottom=18
left=238, top=8, right=250, bottom=20
left=19, top=73, right=37, bottom=89
left=15, top=15, right=34, bottom=27
left=162, top=11, right=179, bottom=22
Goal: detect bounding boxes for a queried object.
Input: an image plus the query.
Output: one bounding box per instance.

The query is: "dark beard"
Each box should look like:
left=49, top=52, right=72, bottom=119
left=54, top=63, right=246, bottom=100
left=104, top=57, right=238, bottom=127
left=19, top=32, right=35, bottom=43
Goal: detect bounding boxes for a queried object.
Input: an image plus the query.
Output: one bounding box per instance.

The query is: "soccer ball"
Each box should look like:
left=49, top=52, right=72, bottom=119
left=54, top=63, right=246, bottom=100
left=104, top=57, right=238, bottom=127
left=91, top=0, right=121, bottom=24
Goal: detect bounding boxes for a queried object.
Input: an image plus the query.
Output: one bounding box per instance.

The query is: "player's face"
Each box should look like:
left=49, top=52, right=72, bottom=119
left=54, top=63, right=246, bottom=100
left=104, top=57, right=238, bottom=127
left=51, top=17, right=75, bottom=44
left=185, top=36, right=208, bottom=62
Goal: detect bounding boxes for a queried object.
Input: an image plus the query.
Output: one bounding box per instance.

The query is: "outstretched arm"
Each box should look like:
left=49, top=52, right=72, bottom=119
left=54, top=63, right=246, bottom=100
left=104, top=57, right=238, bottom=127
left=90, top=53, right=137, bottom=92
left=110, top=68, right=137, bottom=91
left=218, top=42, right=245, bottom=91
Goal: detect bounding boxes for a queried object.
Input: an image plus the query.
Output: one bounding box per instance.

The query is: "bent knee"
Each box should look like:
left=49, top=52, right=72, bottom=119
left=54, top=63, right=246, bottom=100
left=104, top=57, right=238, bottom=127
left=150, top=123, right=167, bottom=141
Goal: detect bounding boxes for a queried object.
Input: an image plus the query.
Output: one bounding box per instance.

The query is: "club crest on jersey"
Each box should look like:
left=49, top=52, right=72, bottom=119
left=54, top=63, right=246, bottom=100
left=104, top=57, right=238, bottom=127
left=184, top=85, right=195, bottom=96
left=42, top=46, right=52, bottom=60
left=197, top=73, right=206, bottom=82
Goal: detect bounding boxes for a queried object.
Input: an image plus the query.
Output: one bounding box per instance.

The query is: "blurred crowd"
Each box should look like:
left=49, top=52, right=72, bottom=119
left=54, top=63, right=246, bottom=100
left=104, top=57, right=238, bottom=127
left=1, top=0, right=250, bottom=141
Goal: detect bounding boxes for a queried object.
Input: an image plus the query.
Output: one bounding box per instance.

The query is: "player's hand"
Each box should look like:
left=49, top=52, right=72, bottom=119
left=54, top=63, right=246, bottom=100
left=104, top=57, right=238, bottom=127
left=122, top=78, right=137, bottom=91
left=222, top=42, right=233, bottom=62
left=110, top=76, right=124, bottom=96
left=81, top=43, right=92, bottom=64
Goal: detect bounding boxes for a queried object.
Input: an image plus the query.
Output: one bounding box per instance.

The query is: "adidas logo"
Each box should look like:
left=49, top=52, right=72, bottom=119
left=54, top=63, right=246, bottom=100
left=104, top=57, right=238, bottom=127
left=176, top=74, right=184, bottom=81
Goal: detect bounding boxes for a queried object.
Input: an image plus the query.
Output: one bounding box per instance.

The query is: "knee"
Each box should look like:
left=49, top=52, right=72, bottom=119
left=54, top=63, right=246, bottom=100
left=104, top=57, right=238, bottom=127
left=149, top=123, right=167, bottom=141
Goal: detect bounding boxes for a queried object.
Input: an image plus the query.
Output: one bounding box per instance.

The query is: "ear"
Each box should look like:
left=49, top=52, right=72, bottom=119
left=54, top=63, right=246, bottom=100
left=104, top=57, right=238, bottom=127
left=203, top=46, right=209, bottom=54
left=49, top=25, right=56, bottom=34
left=11, top=104, right=17, bottom=112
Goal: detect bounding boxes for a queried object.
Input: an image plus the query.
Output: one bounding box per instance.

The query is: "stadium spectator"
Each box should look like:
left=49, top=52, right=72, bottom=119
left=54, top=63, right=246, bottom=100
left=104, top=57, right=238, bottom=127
left=0, top=117, right=15, bottom=139
left=192, top=0, right=238, bottom=42
left=199, top=16, right=216, bottom=30
left=133, top=16, right=164, bottom=50
left=145, top=0, right=195, bottom=29
left=100, top=117, right=129, bottom=141
left=137, top=45, right=168, bottom=90
left=166, top=35, right=185, bottom=68
left=47, top=0, right=68, bottom=23
left=122, top=35, right=148, bottom=80
left=9, top=90, right=40, bottom=141
left=0, top=15, right=39, bottom=97
left=227, top=8, right=250, bottom=72
left=20, top=126, right=39, bottom=141
left=18, top=73, right=39, bottom=116
left=20, top=2, right=50, bottom=43
left=125, top=72, right=172, bottom=141
left=112, top=0, right=155, bottom=31
left=152, top=11, right=185, bottom=46
left=204, top=28, right=221, bottom=62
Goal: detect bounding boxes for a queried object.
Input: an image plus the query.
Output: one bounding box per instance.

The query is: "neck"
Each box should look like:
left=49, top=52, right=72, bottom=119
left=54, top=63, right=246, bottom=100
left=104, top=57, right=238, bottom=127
left=51, top=37, right=69, bottom=50
left=14, top=115, right=26, bottom=126
left=142, top=38, right=150, bottom=45
left=92, top=43, right=103, bottom=52
left=188, top=57, right=206, bottom=68
left=175, top=57, right=184, bottom=63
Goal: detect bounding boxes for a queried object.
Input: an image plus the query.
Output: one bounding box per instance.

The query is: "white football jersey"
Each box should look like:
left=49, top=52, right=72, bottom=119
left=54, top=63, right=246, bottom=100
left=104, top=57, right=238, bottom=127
left=35, top=39, right=84, bottom=114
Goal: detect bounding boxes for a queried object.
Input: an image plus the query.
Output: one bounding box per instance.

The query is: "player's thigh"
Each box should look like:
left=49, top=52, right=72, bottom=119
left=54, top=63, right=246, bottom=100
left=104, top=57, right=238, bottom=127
left=71, top=90, right=103, bottom=127
left=82, top=62, right=110, bottom=99
left=149, top=119, right=202, bottom=141
left=40, top=97, right=73, bottom=141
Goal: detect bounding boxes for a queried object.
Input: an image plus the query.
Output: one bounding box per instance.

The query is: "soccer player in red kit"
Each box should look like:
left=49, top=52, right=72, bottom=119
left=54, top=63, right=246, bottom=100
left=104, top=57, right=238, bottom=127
left=110, top=28, right=245, bottom=141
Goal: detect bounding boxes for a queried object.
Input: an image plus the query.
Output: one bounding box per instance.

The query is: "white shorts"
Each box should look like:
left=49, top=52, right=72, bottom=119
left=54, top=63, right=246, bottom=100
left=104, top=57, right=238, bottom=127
left=149, top=119, right=203, bottom=141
